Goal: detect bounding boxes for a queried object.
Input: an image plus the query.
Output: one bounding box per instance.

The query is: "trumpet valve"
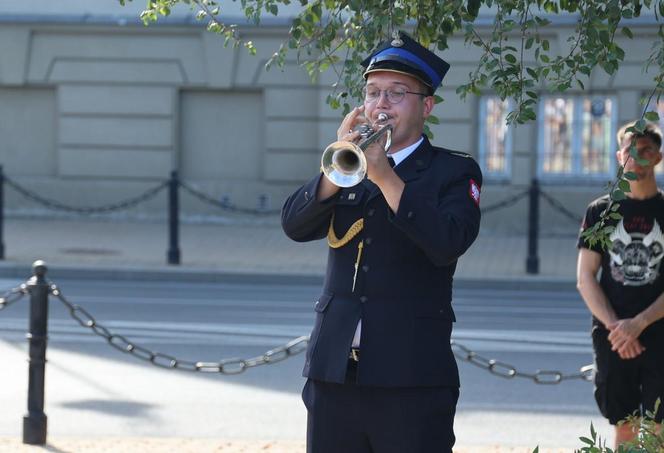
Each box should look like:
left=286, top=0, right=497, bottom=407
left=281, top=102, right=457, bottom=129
left=353, top=123, right=374, bottom=139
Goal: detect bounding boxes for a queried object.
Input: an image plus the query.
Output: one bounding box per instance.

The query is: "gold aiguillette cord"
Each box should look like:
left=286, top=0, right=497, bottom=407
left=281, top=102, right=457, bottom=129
left=327, top=214, right=365, bottom=292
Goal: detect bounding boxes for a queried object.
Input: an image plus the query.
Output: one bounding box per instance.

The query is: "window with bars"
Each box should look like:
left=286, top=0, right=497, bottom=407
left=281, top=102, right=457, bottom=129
left=538, top=96, right=617, bottom=180
left=478, top=96, right=512, bottom=179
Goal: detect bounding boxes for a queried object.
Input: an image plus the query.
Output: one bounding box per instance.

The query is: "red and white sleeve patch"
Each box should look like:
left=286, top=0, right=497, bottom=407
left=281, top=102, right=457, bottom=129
left=469, top=179, right=481, bottom=206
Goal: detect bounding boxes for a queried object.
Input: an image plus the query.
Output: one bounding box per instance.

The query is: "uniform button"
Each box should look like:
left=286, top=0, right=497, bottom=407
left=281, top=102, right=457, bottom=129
left=304, top=191, right=310, bottom=200
left=359, top=296, right=368, bottom=303
left=362, top=265, right=369, bottom=272
left=367, top=209, right=375, bottom=216
left=315, top=300, right=320, bottom=307
left=407, top=211, right=415, bottom=219
left=365, top=237, right=372, bottom=245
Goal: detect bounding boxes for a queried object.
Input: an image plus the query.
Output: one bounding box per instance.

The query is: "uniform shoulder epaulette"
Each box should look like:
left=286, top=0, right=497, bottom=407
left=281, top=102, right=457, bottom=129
left=447, top=150, right=472, bottom=158
left=437, top=147, right=472, bottom=158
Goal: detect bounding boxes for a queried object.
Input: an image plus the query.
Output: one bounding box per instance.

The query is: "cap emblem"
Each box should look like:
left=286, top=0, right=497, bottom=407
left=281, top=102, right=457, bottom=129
left=391, top=31, right=404, bottom=47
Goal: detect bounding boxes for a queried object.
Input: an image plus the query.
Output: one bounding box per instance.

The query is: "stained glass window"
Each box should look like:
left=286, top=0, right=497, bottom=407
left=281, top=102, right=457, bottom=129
left=479, top=96, right=511, bottom=178
left=580, top=98, right=613, bottom=175
left=541, top=97, right=573, bottom=174
left=539, top=96, right=616, bottom=179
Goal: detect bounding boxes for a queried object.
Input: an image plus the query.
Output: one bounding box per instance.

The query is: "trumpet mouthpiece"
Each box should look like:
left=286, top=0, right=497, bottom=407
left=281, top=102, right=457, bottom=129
left=377, top=113, right=389, bottom=122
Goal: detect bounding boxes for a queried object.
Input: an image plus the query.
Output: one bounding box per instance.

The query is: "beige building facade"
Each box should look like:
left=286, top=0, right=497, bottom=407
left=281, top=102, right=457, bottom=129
left=0, top=2, right=660, bottom=234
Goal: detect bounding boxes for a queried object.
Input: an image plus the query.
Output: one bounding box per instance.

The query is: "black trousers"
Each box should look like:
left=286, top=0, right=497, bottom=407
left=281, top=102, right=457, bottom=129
left=302, top=361, right=459, bottom=453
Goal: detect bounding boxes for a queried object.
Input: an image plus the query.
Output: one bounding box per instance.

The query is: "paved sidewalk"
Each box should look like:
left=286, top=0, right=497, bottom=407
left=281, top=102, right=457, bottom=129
left=0, top=216, right=580, bottom=287
left=0, top=438, right=569, bottom=452
left=0, top=215, right=584, bottom=453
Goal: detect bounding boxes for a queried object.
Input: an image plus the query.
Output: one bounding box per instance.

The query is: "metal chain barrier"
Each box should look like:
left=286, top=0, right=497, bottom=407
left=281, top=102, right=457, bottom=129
left=480, top=189, right=529, bottom=215
left=47, top=281, right=592, bottom=382
left=451, top=340, right=594, bottom=384
left=0, top=285, right=28, bottom=311
left=538, top=189, right=584, bottom=224
left=178, top=180, right=281, bottom=215
left=4, top=176, right=169, bottom=215
left=50, top=283, right=309, bottom=374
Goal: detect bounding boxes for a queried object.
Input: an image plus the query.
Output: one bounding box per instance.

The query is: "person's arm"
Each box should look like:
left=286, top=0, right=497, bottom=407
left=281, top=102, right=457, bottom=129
left=283, top=106, right=372, bottom=241
left=281, top=174, right=337, bottom=242
left=576, top=248, right=645, bottom=359
left=607, top=292, right=664, bottom=352
left=386, top=157, right=482, bottom=266
left=365, top=145, right=404, bottom=214
left=576, top=248, right=619, bottom=327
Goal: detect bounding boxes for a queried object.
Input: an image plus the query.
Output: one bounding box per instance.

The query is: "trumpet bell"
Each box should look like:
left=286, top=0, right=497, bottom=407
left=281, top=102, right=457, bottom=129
left=321, top=141, right=367, bottom=188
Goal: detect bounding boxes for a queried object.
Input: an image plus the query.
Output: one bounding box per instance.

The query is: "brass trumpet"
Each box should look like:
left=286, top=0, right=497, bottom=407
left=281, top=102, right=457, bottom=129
left=321, top=113, right=393, bottom=187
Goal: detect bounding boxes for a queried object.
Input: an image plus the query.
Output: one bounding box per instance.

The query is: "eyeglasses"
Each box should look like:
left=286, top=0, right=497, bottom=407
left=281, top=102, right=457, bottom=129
left=362, top=86, right=430, bottom=104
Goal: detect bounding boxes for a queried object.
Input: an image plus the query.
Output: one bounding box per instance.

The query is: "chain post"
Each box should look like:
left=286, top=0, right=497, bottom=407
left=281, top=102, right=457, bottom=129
left=167, top=170, right=181, bottom=265
left=0, top=165, right=5, bottom=260
left=23, top=260, right=50, bottom=445
left=526, top=178, right=540, bottom=274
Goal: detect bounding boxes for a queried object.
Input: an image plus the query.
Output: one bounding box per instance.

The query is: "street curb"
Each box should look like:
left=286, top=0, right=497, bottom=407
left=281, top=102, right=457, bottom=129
left=0, top=262, right=325, bottom=286
left=0, top=261, right=576, bottom=291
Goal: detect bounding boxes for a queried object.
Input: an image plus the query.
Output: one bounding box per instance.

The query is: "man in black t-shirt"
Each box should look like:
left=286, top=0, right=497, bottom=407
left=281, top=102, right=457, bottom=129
left=578, top=121, right=664, bottom=448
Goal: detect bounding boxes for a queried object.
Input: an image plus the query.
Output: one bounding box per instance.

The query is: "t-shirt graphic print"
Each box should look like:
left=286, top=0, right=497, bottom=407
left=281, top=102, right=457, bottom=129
left=608, top=218, right=664, bottom=286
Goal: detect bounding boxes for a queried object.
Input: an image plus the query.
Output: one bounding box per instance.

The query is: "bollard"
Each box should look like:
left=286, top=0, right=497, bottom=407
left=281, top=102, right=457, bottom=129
left=0, top=165, right=4, bottom=260
left=526, top=178, right=540, bottom=274
left=23, top=260, right=50, bottom=445
left=167, top=170, right=181, bottom=265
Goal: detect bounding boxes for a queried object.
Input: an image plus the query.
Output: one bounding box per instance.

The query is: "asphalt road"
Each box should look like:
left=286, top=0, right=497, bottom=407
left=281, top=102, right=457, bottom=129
left=0, top=278, right=611, bottom=449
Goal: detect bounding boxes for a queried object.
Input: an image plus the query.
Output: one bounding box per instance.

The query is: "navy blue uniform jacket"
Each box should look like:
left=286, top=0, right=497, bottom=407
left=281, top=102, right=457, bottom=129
left=281, top=136, right=482, bottom=388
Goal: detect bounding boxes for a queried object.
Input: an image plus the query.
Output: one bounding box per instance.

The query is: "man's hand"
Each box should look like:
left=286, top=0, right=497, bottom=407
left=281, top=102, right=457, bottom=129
left=336, top=105, right=365, bottom=142
left=615, top=337, right=646, bottom=360
left=607, top=318, right=647, bottom=354
left=364, top=133, right=393, bottom=183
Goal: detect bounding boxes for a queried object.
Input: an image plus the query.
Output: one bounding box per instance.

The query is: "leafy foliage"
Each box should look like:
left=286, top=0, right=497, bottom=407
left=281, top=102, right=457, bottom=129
left=120, top=0, right=664, bottom=247
left=571, top=400, right=663, bottom=453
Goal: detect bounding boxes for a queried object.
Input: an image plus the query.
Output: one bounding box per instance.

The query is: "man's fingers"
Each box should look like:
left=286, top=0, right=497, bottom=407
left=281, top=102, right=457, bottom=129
left=337, top=106, right=366, bottom=139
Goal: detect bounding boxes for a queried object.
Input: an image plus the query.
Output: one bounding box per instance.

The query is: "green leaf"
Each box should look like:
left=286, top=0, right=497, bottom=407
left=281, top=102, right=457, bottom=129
left=612, top=190, right=627, bottom=201
left=526, top=67, right=539, bottom=80
left=467, top=0, right=481, bottom=18
left=618, top=179, right=631, bottom=192
left=645, top=111, right=660, bottom=121
left=622, top=27, right=634, bottom=39
left=505, top=54, right=517, bottom=64
left=580, top=436, right=594, bottom=446
left=624, top=171, right=638, bottom=180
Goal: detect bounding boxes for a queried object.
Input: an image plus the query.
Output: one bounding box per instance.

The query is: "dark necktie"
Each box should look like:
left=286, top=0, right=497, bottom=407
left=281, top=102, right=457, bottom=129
left=387, top=156, right=396, bottom=168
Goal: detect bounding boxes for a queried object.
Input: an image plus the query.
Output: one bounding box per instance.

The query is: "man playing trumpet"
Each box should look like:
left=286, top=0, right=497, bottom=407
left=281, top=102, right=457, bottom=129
left=281, top=31, right=482, bottom=453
